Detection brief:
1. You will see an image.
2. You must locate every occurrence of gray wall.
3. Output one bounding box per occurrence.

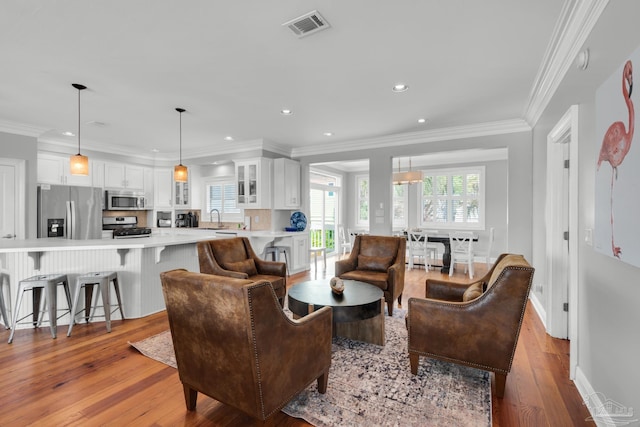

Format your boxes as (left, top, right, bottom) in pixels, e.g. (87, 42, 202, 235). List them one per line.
(531, 0, 640, 414)
(1, 132, 38, 238)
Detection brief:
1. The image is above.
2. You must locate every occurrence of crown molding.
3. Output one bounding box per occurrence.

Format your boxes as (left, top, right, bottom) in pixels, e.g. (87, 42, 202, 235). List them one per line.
(291, 119, 531, 158)
(523, 0, 609, 126)
(0, 120, 49, 138)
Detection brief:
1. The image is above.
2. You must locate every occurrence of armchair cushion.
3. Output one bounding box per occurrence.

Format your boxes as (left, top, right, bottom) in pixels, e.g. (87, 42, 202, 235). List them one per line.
(357, 255, 394, 272)
(462, 282, 483, 302)
(223, 258, 257, 277)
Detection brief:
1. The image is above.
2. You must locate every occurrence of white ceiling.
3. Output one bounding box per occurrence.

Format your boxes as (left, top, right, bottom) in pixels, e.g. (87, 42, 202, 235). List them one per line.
(1, 1, 576, 164)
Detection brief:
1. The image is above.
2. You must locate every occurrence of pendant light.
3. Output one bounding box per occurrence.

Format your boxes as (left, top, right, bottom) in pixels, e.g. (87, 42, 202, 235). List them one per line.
(174, 107, 188, 182)
(392, 158, 423, 185)
(70, 83, 89, 175)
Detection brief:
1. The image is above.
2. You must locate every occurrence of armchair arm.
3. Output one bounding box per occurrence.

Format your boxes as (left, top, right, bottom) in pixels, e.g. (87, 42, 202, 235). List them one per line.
(335, 258, 356, 276)
(197, 241, 250, 279)
(425, 278, 483, 301)
(254, 258, 286, 277)
(387, 261, 405, 298)
(407, 296, 517, 374)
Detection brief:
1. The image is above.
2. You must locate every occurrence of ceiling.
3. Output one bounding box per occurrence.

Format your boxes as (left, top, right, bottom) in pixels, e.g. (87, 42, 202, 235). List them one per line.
(1, 1, 572, 164)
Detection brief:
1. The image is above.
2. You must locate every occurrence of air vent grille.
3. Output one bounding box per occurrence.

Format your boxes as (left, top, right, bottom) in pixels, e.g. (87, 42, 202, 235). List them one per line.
(282, 10, 330, 38)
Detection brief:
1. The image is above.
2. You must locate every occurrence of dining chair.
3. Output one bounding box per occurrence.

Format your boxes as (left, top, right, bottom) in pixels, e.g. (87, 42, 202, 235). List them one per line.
(407, 231, 426, 270)
(338, 225, 352, 257)
(474, 227, 495, 267)
(449, 231, 475, 278)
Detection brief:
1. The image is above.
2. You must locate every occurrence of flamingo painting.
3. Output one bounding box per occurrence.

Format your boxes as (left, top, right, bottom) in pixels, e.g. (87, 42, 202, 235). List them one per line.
(597, 60, 634, 258)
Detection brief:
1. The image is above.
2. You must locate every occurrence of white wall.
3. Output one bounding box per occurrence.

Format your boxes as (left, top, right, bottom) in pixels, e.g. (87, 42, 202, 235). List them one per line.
(531, 0, 640, 416)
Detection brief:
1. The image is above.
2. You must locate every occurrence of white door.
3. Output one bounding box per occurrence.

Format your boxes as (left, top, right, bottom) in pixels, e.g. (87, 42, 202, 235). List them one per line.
(0, 164, 16, 239)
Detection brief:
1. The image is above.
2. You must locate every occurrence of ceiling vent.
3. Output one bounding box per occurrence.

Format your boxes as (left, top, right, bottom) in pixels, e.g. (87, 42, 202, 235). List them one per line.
(282, 10, 330, 38)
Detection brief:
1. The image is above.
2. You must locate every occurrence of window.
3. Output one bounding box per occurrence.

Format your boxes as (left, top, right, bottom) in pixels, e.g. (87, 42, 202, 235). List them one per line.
(420, 166, 484, 229)
(392, 183, 408, 229)
(204, 178, 242, 222)
(355, 175, 369, 227)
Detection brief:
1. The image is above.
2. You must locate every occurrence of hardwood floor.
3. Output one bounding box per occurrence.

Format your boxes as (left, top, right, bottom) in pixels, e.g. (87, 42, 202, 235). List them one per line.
(0, 259, 594, 426)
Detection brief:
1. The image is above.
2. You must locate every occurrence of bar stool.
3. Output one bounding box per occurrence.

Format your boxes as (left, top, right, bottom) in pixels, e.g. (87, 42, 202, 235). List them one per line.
(67, 271, 124, 337)
(309, 246, 327, 272)
(264, 246, 290, 276)
(8, 274, 71, 344)
(0, 269, 11, 329)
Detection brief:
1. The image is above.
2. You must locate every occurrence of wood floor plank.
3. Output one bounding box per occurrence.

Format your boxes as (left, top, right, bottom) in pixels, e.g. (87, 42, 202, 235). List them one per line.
(0, 260, 593, 426)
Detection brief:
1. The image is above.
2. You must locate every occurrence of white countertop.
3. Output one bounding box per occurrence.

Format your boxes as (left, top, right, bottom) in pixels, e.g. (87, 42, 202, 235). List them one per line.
(0, 229, 308, 253)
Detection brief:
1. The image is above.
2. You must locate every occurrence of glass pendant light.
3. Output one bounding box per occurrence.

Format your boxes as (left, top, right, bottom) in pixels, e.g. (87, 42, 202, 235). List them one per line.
(174, 107, 188, 182)
(70, 83, 89, 175)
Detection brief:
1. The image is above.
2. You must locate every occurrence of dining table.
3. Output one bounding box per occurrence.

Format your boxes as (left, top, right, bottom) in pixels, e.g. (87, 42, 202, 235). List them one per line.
(404, 230, 478, 274)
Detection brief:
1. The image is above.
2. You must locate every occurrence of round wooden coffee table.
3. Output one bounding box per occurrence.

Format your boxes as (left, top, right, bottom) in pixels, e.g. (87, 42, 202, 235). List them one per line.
(288, 279, 385, 345)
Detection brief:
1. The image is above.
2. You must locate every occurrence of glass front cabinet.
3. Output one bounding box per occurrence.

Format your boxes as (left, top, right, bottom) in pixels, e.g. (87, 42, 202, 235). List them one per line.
(235, 158, 272, 209)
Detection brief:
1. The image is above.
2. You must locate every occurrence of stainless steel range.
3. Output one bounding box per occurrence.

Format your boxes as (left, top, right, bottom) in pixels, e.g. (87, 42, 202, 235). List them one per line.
(102, 216, 152, 239)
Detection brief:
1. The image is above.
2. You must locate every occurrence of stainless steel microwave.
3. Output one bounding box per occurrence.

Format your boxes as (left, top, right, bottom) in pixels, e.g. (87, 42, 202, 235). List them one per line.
(105, 190, 147, 210)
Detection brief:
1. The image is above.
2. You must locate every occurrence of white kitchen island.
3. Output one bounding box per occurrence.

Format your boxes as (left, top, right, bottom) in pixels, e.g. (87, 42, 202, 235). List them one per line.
(0, 229, 309, 330)
(0, 234, 220, 329)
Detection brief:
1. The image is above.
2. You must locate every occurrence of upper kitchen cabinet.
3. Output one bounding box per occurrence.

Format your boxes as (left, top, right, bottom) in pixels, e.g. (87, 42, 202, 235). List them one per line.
(174, 180, 189, 207)
(143, 167, 154, 209)
(104, 163, 145, 190)
(154, 168, 173, 208)
(235, 158, 272, 209)
(38, 153, 96, 187)
(273, 158, 300, 209)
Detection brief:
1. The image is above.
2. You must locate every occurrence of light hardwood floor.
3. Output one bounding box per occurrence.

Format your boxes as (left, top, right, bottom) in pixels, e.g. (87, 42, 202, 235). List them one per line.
(0, 259, 594, 426)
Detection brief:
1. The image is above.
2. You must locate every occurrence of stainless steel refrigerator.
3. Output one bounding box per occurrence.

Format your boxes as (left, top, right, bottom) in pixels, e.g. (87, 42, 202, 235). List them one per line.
(37, 185, 102, 239)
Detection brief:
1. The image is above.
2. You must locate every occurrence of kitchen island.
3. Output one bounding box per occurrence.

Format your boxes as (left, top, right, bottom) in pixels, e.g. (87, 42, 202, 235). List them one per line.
(0, 230, 309, 330)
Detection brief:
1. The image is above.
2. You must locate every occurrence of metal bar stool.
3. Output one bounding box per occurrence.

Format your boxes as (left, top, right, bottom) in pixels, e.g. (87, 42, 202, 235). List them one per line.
(264, 246, 290, 276)
(8, 274, 71, 343)
(67, 271, 124, 336)
(0, 269, 11, 329)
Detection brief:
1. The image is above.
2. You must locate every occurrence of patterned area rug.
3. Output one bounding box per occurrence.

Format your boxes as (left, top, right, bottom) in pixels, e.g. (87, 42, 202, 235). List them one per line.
(129, 310, 491, 426)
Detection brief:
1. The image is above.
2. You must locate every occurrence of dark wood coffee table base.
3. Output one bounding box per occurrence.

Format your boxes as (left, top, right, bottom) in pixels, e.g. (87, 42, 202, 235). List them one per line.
(288, 280, 385, 345)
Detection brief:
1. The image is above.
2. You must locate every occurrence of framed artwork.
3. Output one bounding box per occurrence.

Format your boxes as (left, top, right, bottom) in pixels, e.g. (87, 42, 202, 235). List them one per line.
(594, 47, 640, 266)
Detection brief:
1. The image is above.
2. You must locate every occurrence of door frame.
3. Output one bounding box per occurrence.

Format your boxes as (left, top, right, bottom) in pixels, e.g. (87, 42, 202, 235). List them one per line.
(0, 158, 26, 240)
(545, 105, 579, 378)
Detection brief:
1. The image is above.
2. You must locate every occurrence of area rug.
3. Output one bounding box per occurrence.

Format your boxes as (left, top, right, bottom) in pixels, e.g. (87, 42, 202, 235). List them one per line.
(129, 310, 491, 426)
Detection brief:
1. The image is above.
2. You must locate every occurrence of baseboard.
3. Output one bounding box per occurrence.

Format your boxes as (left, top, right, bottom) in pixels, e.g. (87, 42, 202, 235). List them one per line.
(574, 366, 639, 426)
(528, 292, 547, 330)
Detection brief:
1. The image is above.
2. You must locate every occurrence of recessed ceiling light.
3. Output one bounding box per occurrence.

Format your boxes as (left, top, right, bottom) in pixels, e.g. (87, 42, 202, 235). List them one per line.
(224, 136, 234, 141)
(417, 118, 426, 124)
(281, 109, 293, 115)
(323, 132, 333, 137)
(151, 148, 160, 153)
(63, 131, 75, 137)
(392, 84, 408, 92)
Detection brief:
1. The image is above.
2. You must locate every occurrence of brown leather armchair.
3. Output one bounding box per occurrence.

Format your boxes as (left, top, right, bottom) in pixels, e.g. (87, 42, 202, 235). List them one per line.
(160, 269, 333, 422)
(197, 237, 287, 306)
(335, 235, 406, 316)
(407, 253, 534, 398)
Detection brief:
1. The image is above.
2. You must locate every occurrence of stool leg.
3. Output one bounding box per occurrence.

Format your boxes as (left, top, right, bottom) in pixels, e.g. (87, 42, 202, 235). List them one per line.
(45, 281, 57, 339)
(99, 279, 111, 333)
(8, 286, 27, 344)
(283, 250, 289, 276)
(112, 277, 125, 320)
(0, 284, 9, 329)
(32, 287, 42, 326)
(84, 284, 95, 322)
(67, 280, 84, 337)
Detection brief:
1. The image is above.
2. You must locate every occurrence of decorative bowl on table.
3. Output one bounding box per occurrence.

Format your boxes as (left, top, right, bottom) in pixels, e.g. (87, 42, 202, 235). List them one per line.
(290, 211, 307, 231)
(329, 277, 345, 295)
(284, 226, 298, 232)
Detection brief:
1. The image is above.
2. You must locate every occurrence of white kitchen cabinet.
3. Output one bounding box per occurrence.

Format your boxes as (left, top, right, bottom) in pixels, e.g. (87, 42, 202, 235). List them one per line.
(273, 158, 300, 209)
(104, 163, 145, 190)
(143, 167, 154, 209)
(235, 158, 272, 209)
(37, 153, 95, 187)
(153, 168, 173, 208)
(291, 233, 310, 273)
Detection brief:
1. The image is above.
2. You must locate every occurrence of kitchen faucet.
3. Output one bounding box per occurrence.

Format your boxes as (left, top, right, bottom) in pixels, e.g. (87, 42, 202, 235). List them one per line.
(209, 208, 222, 227)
